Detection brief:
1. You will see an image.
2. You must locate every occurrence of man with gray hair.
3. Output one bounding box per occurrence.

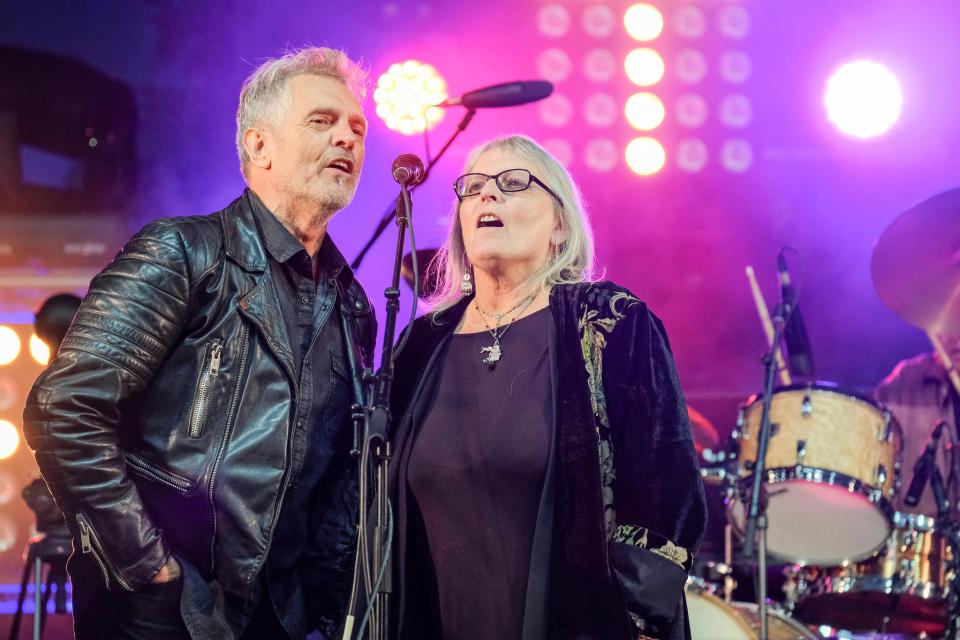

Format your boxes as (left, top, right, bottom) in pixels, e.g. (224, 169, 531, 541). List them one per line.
(24, 46, 375, 639)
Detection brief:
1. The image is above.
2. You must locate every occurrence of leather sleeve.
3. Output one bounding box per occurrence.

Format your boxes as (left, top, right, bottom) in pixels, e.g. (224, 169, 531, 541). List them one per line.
(23, 219, 193, 591)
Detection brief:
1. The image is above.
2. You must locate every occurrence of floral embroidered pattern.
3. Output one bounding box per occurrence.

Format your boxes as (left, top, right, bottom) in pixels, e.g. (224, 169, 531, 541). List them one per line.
(578, 284, 640, 538)
(612, 525, 692, 572)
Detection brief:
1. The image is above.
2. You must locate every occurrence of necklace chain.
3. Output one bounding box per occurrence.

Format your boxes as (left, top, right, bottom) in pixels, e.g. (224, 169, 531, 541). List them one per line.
(474, 291, 538, 368)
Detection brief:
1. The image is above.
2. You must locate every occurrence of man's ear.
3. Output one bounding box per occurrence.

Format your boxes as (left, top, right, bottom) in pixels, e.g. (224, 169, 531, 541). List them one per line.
(243, 127, 271, 170)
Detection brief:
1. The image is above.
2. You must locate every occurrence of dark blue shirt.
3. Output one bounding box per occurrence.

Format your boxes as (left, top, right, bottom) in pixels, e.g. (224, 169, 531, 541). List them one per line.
(249, 192, 354, 638)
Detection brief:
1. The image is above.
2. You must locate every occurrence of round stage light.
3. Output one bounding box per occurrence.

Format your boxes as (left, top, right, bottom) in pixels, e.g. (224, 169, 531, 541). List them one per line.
(719, 50, 752, 84)
(676, 49, 708, 84)
(584, 93, 618, 127)
(583, 4, 616, 38)
(625, 137, 666, 176)
(0, 327, 20, 366)
(677, 138, 709, 173)
(539, 93, 574, 127)
(676, 93, 709, 128)
(374, 60, 447, 136)
(721, 138, 754, 172)
(824, 60, 903, 138)
(625, 48, 665, 87)
(538, 48, 573, 84)
(584, 48, 617, 83)
(718, 4, 751, 39)
(538, 3, 572, 38)
(585, 138, 619, 172)
(0, 420, 19, 459)
(674, 5, 707, 39)
(625, 92, 666, 131)
(624, 4, 664, 41)
(719, 94, 753, 128)
(542, 138, 574, 167)
(30, 334, 51, 366)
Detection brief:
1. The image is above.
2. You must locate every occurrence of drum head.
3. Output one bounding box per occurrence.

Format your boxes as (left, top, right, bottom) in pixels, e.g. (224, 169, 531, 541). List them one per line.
(734, 481, 889, 565)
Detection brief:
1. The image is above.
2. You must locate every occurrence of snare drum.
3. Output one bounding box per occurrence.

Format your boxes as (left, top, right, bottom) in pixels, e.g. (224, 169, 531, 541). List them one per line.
(794, 512, 953, 636)
(729, 385, 902, 566)
(686, 580, 820, 640)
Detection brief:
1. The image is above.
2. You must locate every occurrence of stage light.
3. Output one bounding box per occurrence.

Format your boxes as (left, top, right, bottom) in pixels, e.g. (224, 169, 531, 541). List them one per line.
(0, 378, 14, 411)
(673, 5, 706, 39)
(539, 93, 574, 127)
(676, 93, 709, 128)
(538, 3, 572, 38)
(30, 334, 51, 366)
(0, 420, 19, 459)
(624, 4, 664, 42)
(543, 138, 574, 167)
(721, 138, 753, 172)
(0, 469, 15, 505)
(719, 50, 752, 84)
(584, 93, 618, 127)
(0, 516, 16, 552)
(0, 327, 20, 366)
(585, 138, 619, 172)
(625, 48, 665, 87)
(625, 137, 666, 176)
(677, 138, 709, 173)
(373, 60, 447, 136)
(717, 4, 751, 40)
(824, 60, 903, 139)
(719, 94, 752, 128)
(582, 4, 616, 38)
(538, 48, 573, 83)
(625, 92, 665, 131)
(676, 49, 708, 84)
(584, 48, 617, 83)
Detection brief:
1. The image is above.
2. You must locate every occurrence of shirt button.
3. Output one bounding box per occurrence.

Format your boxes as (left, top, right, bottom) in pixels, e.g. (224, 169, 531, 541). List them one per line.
(300, 296, 309, 304)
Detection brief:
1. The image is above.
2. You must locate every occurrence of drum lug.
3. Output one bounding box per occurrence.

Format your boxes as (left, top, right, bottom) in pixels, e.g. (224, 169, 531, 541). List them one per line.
(801, 394, 813, 417)
(796, 439, 807, 465)
(875, 464, 888, 487)
(878, 410, 893, 442)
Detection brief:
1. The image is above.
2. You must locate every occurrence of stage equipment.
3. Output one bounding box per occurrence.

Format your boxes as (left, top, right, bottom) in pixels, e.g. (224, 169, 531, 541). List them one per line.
(686, 579, 819, 640)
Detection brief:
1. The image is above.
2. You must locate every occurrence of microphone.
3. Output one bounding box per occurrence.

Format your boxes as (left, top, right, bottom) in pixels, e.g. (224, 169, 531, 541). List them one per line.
(437, 81, 554, 109)
(777, 251, 814, 377)
(391, 153, 425, 187)
(904, 420, 946, 507)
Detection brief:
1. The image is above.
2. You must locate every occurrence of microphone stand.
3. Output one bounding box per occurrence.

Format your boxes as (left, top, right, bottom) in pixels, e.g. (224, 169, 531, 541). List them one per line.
(742, 298, 788, 640)
(352, 109, 476, 270)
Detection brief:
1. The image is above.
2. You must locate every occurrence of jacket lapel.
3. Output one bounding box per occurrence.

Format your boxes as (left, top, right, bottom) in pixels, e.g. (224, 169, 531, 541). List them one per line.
(237, 273, 297, 385)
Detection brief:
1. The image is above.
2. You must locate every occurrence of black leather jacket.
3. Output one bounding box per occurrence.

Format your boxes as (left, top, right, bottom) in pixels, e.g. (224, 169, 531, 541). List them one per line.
(23, 191, 375, 632)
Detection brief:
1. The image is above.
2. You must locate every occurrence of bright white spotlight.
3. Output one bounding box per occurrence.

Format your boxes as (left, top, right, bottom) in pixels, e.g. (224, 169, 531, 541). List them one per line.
(0, 420, 19, 459)
(624, 4, 664, 42)
(625, 93, 666, 130)
(824, 60, 903, 138)
(30, 334, 51, 366)
(374, 60, 447, 136)
(625, 137, 666, 176)
(625, 48, 665, 87)
(0, 327, 20, 366)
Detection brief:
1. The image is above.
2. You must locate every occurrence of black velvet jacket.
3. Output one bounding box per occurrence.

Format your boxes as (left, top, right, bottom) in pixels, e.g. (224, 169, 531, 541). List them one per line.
(389, 281, 707, 640)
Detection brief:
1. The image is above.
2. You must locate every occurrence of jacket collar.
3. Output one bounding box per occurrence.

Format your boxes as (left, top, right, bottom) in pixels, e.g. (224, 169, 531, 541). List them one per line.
(222, 189, 269, 273)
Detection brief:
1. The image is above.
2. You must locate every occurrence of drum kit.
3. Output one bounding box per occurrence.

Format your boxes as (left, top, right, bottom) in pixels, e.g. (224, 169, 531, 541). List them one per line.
(691, 188, 960, 639)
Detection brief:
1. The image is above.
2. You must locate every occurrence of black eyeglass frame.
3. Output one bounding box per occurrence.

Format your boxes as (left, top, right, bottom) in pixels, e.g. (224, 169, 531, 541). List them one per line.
(453, 169, 564, 208)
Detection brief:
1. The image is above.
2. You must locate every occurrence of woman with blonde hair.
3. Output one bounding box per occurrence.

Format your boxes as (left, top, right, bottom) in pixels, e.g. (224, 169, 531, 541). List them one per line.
(389, 134, 705, 640)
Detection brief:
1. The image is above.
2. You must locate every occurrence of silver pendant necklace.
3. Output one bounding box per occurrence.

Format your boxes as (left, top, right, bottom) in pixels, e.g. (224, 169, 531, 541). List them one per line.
(474, 292, 537, 369)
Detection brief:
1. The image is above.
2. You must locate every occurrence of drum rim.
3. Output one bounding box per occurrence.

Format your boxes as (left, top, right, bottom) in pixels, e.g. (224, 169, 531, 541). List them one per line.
(727, 466, 894, 564)
(801, 574, 950, 601)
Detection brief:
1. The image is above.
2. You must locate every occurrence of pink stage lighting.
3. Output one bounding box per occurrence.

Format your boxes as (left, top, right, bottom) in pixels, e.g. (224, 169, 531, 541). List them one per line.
(824, 60, 903, 139)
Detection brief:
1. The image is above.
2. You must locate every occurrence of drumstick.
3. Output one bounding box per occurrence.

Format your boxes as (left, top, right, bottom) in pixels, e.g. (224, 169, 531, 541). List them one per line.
(746, 266, 791, 385)
(927, 331, 960, 396)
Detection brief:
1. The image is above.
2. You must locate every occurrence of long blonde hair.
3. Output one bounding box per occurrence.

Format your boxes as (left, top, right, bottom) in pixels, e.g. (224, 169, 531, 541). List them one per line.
(427, 135, 596, 316)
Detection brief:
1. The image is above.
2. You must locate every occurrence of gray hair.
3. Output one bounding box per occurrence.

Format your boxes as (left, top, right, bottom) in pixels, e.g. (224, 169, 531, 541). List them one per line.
(427, 134, 596, 316)
(236, 47, 369, 175)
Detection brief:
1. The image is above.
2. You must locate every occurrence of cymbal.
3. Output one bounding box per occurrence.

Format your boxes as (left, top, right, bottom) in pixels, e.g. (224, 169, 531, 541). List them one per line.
(872, 187, 960, 335)
(400, 248, 441, 301)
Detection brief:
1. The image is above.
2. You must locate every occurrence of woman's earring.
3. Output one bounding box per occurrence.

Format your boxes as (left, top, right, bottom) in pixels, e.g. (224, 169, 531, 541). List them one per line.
(461, 270, 474, 295)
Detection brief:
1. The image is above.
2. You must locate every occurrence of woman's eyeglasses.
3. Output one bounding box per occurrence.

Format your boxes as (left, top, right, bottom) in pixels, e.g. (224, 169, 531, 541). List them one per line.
(454, 169, 564, 208)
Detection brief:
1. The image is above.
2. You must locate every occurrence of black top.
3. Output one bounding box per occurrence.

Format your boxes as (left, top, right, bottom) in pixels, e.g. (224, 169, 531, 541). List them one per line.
(244, 192, 353, 637)
(407, 307, 552, 639)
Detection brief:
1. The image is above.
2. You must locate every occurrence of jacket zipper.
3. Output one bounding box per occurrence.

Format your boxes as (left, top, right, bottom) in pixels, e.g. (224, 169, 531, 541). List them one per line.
(188, 340, 223, 438)
(207, 324, 249, 573)
(75, 513, 134, 591)
(123, 452, 192, 493)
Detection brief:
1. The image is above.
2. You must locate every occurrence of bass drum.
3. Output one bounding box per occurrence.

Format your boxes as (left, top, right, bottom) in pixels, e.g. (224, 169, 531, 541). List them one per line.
(687, 582, 820, 640)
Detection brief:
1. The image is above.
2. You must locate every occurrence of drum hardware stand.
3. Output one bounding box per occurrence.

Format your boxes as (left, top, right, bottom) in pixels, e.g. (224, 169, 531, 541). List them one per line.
(742, 297, 788, 640)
